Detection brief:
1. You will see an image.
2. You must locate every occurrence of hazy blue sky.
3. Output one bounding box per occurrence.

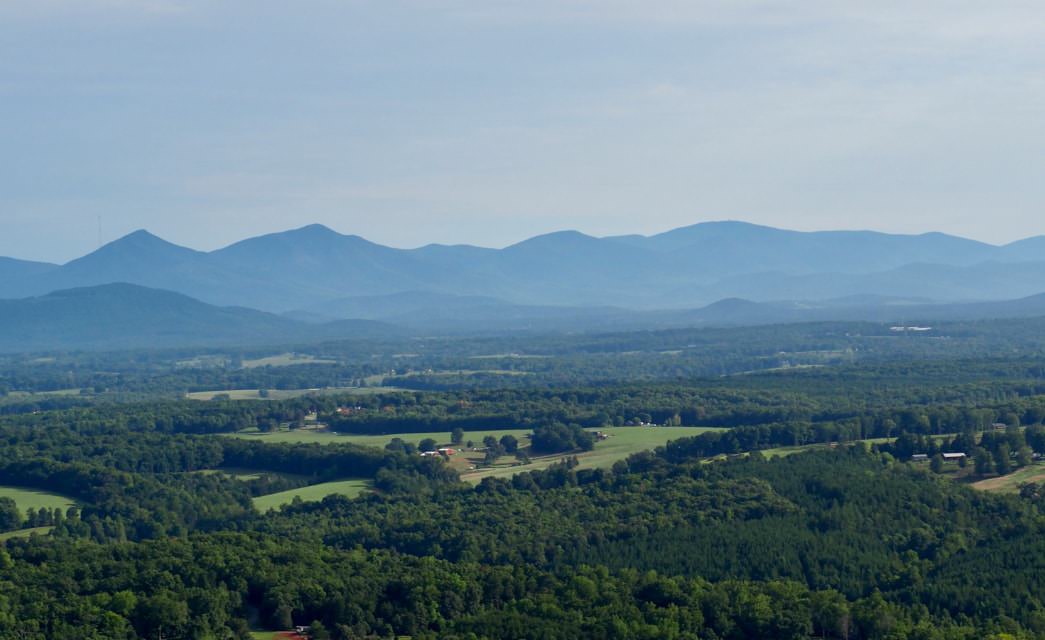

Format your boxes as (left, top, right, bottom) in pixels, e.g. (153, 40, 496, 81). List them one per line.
(3, 1, 1045, 262)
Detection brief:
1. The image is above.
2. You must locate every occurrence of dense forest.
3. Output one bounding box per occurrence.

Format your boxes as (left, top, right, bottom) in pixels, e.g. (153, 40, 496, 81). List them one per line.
(4, 320, 1045, 638)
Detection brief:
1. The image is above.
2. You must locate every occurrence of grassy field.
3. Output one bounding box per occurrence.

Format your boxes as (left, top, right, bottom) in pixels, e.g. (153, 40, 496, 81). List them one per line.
(253, 479, 370, 512)
(970, 462, 1045, 493)
(762, 434, 955, 459)
(186, 386, 399, 401)
(229, 425, 722, 484)
(0, 526, 55, 542)
(194, 467, 311, 483)
(0, 486, 77, 512)
(458, 426, 723, 483)
(241, 353, 338, 368)
(229, 426, 536, 448)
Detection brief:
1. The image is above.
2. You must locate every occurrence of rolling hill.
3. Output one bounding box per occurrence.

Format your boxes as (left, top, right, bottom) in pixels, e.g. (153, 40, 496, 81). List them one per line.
(0, 283, 399, 353)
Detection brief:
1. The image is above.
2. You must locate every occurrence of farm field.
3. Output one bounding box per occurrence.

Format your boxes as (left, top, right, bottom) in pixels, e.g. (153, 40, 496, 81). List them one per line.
(0, 526, 55, 542)
(241, 353, 338, 368)
(229, 425, 724, 484)
(459, 426, 724, 483)
(229, 426, 536, 448)
(253, 479, 370, 512)
(2, 388, 87, 404)
(186, 386, 399, 401)
(762, 434, 954, 459)
(0, 486, 77, 512)
(970, 462, 1045, 493)
(194, 467, 310, 483)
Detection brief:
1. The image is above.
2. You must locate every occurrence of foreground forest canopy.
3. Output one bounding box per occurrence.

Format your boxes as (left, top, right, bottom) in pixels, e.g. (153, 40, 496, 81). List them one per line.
(3, 319, 1045, 638)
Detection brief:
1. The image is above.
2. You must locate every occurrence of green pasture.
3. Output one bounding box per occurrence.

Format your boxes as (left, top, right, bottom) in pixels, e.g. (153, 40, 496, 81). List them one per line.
(229, 426, 535, 448)
(971, 462, 1045, 493)
(241, 353, 338, 368)
(460, 426, 724, 483)
(186, 386, 399, 401)
(0, 526, 55, 542)
(0, 486, 77, 512)
(253, 479, 370, 512)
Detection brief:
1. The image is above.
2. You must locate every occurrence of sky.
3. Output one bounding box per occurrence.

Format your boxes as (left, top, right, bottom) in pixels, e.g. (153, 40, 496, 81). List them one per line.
(2, 1, 1045, 263)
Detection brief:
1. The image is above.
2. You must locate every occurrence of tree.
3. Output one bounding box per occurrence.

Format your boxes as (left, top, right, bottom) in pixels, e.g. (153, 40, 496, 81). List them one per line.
(418, 438, 438, 452)
(1017, 446, 1034, 468)
(385, 438, 416, 455)
(499, 434, 519, 454)
(0, 497, 21, 532)
(994, 444, 1012, 476)
(530, 423, 595, 454)
(451, 428, 465, 445)
(309, 620, 331, 640)
(973, 447, 994, 476)
(930, 454, 944, 474)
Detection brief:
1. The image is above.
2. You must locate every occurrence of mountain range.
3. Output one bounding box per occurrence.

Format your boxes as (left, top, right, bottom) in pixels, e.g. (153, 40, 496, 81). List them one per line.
(2, 221, 1045, 351)
(4, 221, 1045, 314)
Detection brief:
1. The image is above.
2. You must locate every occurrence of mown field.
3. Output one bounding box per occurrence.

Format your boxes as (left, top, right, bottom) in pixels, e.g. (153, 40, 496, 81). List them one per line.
(252, 479, 371, 512)
(0, 526, 55, 542)
(241, 353, 338, 368)
(458, 426, 724, 483)
(0, 486, 77, 512)
(228, 425, 724, 488)
(186, 386, 397, 401)
(971, 462, 1045, 493)
(229, 426, 535, 448)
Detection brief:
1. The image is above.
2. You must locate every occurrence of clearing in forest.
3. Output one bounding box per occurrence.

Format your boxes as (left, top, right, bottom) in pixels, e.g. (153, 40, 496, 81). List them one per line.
(0, 486, 77, 512)
(252, 479, 370, 512)
(970, 462, 1045, 493)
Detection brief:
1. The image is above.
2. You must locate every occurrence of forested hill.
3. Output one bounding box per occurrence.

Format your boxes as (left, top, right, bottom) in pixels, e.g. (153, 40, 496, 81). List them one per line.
(0, 284, 400, 352)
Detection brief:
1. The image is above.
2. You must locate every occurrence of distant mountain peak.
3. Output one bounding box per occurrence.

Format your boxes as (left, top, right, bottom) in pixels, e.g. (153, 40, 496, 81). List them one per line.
(289, 223, 340, 237)
(505, 229, 601, 250)
(63, 229, 199, 269)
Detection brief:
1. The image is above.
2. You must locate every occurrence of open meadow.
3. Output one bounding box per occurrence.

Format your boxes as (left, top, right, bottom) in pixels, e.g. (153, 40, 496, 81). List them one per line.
(456, 426, 723, 483)
(971, 462, 1045, 493)
(0, 486, 77, 512)
(229, 426, 534, 448)
(252, 479, 370, 512)
(227, 425, 724, 490)
(186, 386, 398, 401)
(0, 526, 55, 542)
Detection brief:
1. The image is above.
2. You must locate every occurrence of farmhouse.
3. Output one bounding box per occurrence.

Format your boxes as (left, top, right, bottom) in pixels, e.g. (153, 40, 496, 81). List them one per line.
(942, 452, 966, 461)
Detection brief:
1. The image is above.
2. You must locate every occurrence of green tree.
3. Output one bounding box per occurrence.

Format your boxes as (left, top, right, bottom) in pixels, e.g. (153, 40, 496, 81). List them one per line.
(309, 620, 331, 640)
(973, 447, 994, 476)
(995, 443, 1012, 476)
(499, 434, 519, 453)
(451, 428, 465, 445)
(1016, 446, 1033, 468)
(0, 497, 21, 532)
